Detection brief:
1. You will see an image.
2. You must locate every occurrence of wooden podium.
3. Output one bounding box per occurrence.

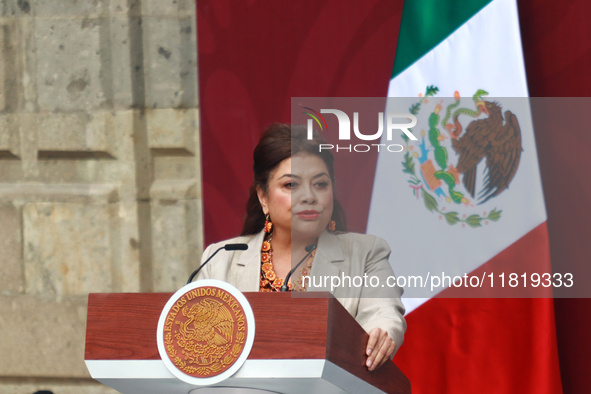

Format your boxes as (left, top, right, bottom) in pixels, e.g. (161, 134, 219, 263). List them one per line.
(85, 292, 410, 393)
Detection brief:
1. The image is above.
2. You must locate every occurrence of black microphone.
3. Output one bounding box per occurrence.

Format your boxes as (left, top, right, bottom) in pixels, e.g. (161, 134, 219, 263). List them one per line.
(280, 244, 317, 292)
(186, 243, 248, 284)
(224, 243, 248, 251)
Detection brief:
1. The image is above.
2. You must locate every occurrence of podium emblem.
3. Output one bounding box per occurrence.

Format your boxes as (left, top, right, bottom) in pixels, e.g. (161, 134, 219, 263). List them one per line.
(157, 280, 255, 385)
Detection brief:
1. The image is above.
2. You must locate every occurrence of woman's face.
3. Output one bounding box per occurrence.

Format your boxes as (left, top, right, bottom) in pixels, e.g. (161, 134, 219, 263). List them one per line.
(257, 153, 334, 241)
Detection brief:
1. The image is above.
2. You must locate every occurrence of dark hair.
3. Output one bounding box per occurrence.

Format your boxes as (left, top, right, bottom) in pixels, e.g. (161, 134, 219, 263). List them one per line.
(241, 123, 347, 235)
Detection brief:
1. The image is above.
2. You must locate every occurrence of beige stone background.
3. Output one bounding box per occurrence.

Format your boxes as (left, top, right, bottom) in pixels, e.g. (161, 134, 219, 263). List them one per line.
(0, 0, 201, 392)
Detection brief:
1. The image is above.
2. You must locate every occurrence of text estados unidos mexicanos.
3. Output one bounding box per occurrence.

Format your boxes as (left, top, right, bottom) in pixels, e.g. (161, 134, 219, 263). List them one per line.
(302, 272, 574, 292)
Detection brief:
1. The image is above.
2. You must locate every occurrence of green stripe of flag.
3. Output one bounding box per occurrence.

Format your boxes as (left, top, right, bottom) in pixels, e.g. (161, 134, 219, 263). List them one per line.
(392, 0, 492, 79)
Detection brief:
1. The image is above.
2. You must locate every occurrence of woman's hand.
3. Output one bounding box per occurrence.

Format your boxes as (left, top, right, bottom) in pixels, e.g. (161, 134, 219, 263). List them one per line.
(366, 328, 396, 371)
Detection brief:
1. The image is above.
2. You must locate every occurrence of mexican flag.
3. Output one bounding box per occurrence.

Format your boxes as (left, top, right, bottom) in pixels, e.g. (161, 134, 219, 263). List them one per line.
(366, 0, 563, 392)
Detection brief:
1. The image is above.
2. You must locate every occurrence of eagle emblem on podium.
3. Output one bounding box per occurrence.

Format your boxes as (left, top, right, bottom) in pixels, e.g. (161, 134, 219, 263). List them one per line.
(178, 298, 236, 357)
(160, 285, 249, 380)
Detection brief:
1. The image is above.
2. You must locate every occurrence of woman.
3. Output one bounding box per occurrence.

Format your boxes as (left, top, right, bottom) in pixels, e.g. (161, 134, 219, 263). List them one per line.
(198, 123, 406, 371)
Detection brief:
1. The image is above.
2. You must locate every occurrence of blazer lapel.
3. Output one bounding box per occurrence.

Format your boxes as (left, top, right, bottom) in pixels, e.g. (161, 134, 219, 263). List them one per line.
(308, 231, 345, 292)
(233, 230, 265, 292)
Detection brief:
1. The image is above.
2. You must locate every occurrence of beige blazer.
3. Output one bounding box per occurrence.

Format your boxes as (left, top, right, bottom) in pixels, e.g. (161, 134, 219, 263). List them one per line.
(197, 230, 406, 353)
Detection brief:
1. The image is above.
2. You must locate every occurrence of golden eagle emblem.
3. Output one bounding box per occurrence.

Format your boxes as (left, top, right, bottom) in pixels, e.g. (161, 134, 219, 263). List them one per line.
(179, 298, 234, 349)
(162, 287, 247, 378)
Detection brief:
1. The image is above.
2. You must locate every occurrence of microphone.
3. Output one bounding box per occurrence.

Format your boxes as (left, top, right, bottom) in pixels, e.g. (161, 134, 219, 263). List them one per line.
(223, 243, 248, 251)
(186, 243, 248, 284)
(280, 244, 317, 292)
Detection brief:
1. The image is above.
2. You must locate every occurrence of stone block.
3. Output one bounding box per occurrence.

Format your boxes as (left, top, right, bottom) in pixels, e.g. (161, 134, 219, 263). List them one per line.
(36, 112, 114, 155)
(34, 17, 106, 111)
(0, 0, 33, 17)
(19, 16, 39, 112)
(0, 113, 23, 183)
(153, 155, 197, 181)
(0, 183, 119, 204)
(29, 0, 109, 17)
(142, 15, 198, 108)
(150, 179, 202, 291)
(146, 108, 199, 153)
(0, 204, 23, 294)
(178, 15, 198, 108)
(0, 113, 35, 183)
(0, 18, 23, 113)
(0, 22, 6, 112)
(146, 108, 200, 181)
(89, 111, 137, 196)
(0, 113, 21, 158)
(23, 202, 114, 295)
(0, 160, 24, 182)
(109, 0, 136, 15)
(151, 198, 199, 291)
(18, 197, 140, 295)
(110, 200, 141, 293)
(32, 111, 138, 188)
(142, 0, 196, 16)
(0, 295, 90, 377)
(107, 16, 134, 108)
(150, 179, 198, 200)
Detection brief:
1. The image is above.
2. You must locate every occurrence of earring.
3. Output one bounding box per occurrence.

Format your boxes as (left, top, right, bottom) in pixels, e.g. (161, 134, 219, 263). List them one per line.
(328, 220, 336, 232)
(264, 214, 273, 233)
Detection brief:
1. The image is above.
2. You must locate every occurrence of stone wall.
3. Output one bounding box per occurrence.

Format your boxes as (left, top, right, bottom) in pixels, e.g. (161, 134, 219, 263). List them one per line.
(0, 1, 201, 392)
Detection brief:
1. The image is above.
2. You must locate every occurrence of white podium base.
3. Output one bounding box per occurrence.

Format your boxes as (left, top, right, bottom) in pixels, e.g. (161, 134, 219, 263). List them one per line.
(85, 359, 385, 394)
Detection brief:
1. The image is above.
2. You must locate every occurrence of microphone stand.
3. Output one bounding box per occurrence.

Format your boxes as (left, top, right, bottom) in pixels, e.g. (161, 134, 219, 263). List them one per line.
(280, 244, 317, 292)
(186, 243, 248, 284)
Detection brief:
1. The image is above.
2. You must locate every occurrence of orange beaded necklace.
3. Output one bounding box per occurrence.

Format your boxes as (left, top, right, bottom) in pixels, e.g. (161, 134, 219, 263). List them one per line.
(259, 232, 315, 292)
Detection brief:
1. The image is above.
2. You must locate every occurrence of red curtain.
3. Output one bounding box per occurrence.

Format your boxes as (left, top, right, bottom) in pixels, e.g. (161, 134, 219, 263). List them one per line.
(198, 1, 591, 392)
